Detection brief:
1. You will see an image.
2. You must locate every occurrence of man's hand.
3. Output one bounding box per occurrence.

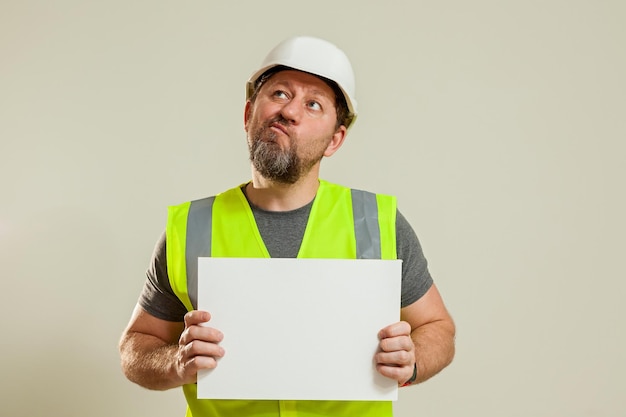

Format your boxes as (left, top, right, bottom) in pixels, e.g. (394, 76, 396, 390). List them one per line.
(174, 310, 225, 385)
(375, 321, 416, 385)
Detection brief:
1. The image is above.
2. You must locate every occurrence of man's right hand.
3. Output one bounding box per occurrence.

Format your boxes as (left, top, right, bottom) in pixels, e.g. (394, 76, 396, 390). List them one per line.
(175, 310, 225, 385)
(120, 305, 226, 390)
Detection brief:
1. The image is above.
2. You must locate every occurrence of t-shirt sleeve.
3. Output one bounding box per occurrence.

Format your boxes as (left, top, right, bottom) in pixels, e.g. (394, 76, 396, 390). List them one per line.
(396, 209, 434, 308)
(138, 231, 188, 322)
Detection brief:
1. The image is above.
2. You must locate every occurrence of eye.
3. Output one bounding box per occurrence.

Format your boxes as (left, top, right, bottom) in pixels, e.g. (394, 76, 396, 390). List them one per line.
(272, 90, 289, 100)
(306, 100, 322, 111)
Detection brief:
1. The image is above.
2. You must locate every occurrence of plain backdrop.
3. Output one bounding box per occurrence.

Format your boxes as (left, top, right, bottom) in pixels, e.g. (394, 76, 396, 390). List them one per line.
(1, 1, 624, 416)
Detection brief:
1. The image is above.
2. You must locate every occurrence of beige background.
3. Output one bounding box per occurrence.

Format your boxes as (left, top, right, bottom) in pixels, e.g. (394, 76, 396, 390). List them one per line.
(1, 1, 624, 416)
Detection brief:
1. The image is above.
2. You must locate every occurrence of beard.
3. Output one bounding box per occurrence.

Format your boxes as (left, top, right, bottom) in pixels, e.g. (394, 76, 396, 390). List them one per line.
(247, 116, 321, 184)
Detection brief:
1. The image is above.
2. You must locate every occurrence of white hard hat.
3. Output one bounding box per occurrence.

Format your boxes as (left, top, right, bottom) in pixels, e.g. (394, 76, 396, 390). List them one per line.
(246, 36, 357, 128)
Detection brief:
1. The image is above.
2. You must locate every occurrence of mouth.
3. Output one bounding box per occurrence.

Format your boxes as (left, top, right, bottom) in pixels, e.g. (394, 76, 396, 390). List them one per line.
(269, 121, 289, 136)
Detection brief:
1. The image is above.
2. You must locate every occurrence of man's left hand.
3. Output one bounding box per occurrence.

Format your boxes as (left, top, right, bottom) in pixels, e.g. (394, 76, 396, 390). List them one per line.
(375, 321, 416, 385)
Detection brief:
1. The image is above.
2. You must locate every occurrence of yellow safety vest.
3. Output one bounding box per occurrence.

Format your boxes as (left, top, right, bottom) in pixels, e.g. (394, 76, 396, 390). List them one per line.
(166, 180, 397, 417)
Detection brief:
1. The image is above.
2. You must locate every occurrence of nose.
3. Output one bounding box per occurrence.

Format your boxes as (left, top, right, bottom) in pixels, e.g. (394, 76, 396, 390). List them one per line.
(279, 99, 302, 125)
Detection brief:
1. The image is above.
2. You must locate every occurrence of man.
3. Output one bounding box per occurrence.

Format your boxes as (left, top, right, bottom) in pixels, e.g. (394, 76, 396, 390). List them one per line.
(119, 36, 455, 416)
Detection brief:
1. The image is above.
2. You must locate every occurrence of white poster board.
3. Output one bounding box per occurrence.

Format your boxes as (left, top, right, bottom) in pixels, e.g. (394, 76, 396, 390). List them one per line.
(197, 257, 402, 401)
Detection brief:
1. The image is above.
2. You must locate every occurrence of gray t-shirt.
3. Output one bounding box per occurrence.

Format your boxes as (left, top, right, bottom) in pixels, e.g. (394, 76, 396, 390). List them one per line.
(139, 198, 433, 322)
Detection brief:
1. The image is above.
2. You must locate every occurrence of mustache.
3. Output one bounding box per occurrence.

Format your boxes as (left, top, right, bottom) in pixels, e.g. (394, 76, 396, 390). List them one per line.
(256, 115, 292, 141)
(267, 115, 290, 129)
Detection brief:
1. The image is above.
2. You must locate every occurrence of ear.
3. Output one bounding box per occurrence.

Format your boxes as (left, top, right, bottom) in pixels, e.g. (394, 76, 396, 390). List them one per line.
(243, 101, 252, 132)
(323, 125, 347, 157)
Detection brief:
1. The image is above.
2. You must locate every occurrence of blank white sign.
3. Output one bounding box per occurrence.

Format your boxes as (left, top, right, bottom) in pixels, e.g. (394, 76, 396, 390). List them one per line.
(197, 257, 402, 401)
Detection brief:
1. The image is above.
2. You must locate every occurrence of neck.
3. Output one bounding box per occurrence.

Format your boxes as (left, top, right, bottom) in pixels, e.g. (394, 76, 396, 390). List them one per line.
(246, 169, 321, 211)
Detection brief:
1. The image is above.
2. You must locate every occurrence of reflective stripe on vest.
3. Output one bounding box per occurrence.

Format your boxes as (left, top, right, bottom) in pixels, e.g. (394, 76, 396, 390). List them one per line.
(185, 196, 215, 311)
(166, 180, 397, 417)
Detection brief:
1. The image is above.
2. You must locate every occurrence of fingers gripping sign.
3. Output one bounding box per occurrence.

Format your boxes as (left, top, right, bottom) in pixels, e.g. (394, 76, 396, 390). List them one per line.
(176, 310, 225, 385)
(376, 321, 416, 386)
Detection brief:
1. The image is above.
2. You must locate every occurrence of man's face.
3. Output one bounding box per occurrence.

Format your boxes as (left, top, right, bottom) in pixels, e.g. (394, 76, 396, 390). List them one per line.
(244, 70, 345, 184)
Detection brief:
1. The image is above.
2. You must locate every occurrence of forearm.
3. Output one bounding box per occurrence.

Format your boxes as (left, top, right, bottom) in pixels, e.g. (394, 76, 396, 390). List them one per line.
(119, 331, 182, 391)
(410, 319, 455, 384)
